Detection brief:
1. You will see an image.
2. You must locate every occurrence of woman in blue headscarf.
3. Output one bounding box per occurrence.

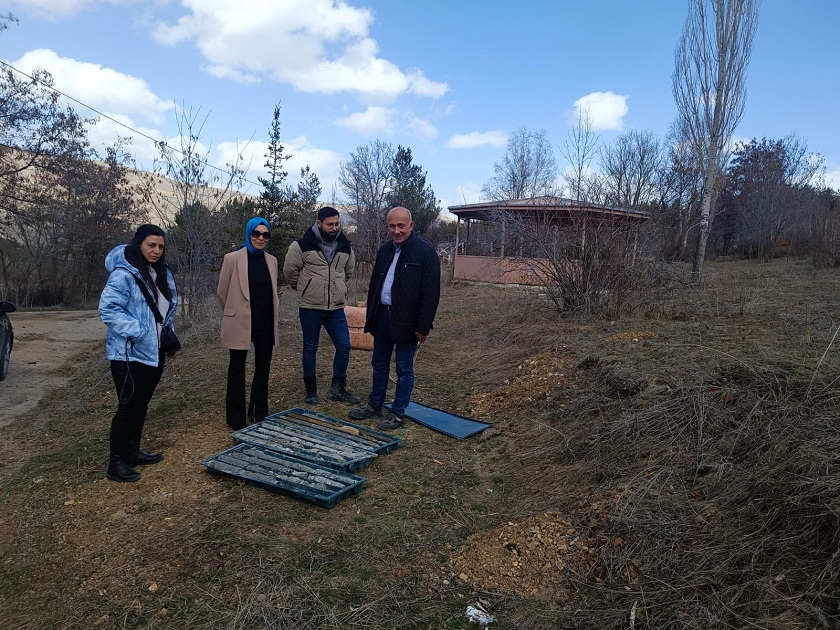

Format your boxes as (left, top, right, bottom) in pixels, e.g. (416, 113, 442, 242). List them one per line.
(216, 217, 280, 429)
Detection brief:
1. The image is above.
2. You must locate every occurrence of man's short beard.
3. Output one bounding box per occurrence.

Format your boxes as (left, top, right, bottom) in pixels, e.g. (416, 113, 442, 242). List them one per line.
(319, 226, 337, 242)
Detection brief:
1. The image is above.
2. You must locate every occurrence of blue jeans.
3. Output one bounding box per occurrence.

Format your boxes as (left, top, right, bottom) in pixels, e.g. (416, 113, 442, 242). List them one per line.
(369, 308, 418, 416)
(298, 308, 351, 378)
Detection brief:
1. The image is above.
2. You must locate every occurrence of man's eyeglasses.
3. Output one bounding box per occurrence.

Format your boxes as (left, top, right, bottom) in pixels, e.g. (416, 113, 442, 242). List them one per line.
(250, 230, 270, 240)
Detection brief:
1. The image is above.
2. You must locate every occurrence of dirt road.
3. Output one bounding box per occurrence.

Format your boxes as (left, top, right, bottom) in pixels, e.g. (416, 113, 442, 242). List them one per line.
(0, 310, 104, 428)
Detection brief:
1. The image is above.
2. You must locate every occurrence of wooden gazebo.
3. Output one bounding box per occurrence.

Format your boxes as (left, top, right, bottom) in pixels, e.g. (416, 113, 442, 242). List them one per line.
(447, 197, 650, 285)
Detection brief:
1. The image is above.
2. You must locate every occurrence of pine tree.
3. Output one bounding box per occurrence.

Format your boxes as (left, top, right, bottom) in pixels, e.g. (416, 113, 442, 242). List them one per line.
(258, 103, 297, 258)
(387, 145, 439, 234)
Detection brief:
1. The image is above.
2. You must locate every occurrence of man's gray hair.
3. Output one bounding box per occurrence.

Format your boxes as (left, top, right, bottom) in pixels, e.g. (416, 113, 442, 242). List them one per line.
(388, 206, 413, 221)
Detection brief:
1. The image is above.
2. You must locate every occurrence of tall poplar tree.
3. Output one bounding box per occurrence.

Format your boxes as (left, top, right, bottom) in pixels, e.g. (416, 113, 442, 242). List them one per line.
(672, 0, 760, 280)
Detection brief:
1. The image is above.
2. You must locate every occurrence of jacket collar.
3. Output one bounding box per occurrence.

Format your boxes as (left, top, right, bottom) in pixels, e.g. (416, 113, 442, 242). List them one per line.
(300, 226, 352, 254)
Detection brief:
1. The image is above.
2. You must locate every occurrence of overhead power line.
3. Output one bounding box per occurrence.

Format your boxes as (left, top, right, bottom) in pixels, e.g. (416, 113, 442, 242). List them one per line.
(0, 58, 263, 188)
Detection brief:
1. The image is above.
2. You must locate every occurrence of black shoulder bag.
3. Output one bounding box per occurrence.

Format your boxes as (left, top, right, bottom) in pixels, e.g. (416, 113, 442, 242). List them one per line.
(133, 276, 181, 353)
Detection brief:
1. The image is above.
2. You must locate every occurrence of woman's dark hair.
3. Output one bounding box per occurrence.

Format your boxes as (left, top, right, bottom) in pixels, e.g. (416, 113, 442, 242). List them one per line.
(124, 224, 173, 301)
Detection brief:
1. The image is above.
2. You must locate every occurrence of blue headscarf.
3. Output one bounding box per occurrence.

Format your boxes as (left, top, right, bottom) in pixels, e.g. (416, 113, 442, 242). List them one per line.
(243, 217, 271, 254)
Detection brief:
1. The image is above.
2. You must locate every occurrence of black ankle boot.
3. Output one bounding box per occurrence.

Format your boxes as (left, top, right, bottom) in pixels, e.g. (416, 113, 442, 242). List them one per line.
(304, 376, 319, 405)
(328, 376, 360, 403)
(126, 449, 163, 466)
(106, 454, 140, 482)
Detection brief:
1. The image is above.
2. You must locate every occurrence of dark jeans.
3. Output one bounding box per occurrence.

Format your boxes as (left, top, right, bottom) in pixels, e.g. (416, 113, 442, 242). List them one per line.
(369, 308, 418, 416)
(109, 352, 165, 456)
(298, 308, 351, 378)
(226, 334, 274, 424)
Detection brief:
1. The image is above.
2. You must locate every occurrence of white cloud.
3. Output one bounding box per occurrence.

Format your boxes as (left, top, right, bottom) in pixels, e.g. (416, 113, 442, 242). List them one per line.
(824, 165, 840, 191)
(334, 106, 436, 140)
(11, 49, 173, 124)
(335, 106, 394, 136)
(8, 0, 139, 20)
(568, 91, 628, 131)
(406, 115, 437, 141)
(87, 115, 162, 163)
(153, 0, 448, 101)
(446, 131, 507, 149)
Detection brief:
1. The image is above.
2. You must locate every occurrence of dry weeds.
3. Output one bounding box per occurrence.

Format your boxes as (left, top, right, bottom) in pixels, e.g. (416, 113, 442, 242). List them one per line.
(1, 258, 840, 629)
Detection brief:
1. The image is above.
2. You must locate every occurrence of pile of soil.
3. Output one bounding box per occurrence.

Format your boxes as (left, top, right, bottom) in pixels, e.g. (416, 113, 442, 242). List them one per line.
(452, 511, 598, 599)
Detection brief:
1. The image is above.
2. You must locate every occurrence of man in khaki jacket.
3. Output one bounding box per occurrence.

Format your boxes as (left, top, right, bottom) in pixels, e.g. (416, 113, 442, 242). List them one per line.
(283, 206, 358, 405)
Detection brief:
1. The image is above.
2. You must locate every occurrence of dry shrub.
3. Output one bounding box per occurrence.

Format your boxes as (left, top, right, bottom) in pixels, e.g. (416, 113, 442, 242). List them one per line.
(579, 364, 840, 629)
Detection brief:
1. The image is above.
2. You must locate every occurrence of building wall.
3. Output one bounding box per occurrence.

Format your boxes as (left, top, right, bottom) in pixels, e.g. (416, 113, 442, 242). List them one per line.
(454, 255, 545, 286)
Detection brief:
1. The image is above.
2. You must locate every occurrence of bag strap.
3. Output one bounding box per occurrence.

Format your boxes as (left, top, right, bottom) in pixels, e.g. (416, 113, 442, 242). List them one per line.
(133, 275, 164, 324)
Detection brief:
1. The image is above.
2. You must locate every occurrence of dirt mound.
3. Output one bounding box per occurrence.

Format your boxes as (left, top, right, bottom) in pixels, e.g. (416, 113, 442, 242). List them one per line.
(452, 511, 597, 599)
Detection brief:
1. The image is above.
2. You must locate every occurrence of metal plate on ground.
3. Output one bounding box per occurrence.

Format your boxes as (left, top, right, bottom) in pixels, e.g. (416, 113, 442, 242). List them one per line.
(393, 401, 493, 439)
(201, 444, 365, 508)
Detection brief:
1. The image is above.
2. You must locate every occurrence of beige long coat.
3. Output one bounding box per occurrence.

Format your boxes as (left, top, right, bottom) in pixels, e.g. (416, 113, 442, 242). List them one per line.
(216, 247, 280, 350)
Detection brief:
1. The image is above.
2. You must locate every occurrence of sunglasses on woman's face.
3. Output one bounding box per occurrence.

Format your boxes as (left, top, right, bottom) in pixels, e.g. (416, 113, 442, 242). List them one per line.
(250, 230, 270, 240)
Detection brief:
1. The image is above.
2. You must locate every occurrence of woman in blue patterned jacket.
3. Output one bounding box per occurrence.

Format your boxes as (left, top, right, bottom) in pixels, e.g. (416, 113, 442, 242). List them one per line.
(98, 224, 178, 482)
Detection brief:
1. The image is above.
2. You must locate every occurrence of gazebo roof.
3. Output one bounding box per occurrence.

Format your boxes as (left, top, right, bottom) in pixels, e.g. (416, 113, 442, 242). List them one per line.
(447, 196, 650, 223)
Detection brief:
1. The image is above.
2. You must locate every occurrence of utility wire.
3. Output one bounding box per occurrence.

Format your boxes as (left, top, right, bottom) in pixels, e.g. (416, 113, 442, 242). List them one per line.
(0, 58, 264, 188)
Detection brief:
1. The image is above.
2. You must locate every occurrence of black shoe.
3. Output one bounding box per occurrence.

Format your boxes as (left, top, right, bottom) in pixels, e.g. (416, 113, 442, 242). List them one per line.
(348, 402, 382, 420)
(328, 376, 360, 404)
(226, 420, 245, 431)
(378, 412, 406, 431)
(106, 456, 140, 483)
(126, 450, 163, 466)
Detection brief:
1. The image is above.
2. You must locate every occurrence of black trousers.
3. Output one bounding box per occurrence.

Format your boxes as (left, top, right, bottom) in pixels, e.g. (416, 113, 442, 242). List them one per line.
(109, 352, 165, 457)
(226, 334, 274, 424)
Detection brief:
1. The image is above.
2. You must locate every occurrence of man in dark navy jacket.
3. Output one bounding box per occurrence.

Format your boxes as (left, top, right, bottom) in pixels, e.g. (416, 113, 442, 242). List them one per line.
(349, 206, 441, 430)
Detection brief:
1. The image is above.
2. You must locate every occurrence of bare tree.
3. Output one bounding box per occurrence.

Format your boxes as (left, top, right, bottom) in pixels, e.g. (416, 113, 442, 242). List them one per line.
(0, 63, 138, 306)
(560, 112, 599, 203)
(338, 139, 394, 262)
(672, 0, 760, 280)
(139, 105, 246, 317)
(482, 127, 558, 201)
(810, 187, 840, 267)
(653, 120, 706, 260)
(492, 206, 653, 317)
(599, 130, 664, 210)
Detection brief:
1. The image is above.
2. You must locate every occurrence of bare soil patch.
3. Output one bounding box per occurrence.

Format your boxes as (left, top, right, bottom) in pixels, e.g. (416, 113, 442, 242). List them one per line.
(0, 310, 104, 428)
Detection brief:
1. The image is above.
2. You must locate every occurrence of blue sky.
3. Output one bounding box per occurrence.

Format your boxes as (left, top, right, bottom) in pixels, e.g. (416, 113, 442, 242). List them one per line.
(2, 0, 839, 215)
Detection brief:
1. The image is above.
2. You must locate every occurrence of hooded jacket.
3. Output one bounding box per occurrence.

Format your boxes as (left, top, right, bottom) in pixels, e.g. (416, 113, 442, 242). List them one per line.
(99, 245, 178, 367)
(283, 226, 355, 311)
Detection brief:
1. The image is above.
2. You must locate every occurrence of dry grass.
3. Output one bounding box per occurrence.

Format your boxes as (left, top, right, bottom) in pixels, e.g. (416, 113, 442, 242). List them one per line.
(1, 258, 840, 629)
